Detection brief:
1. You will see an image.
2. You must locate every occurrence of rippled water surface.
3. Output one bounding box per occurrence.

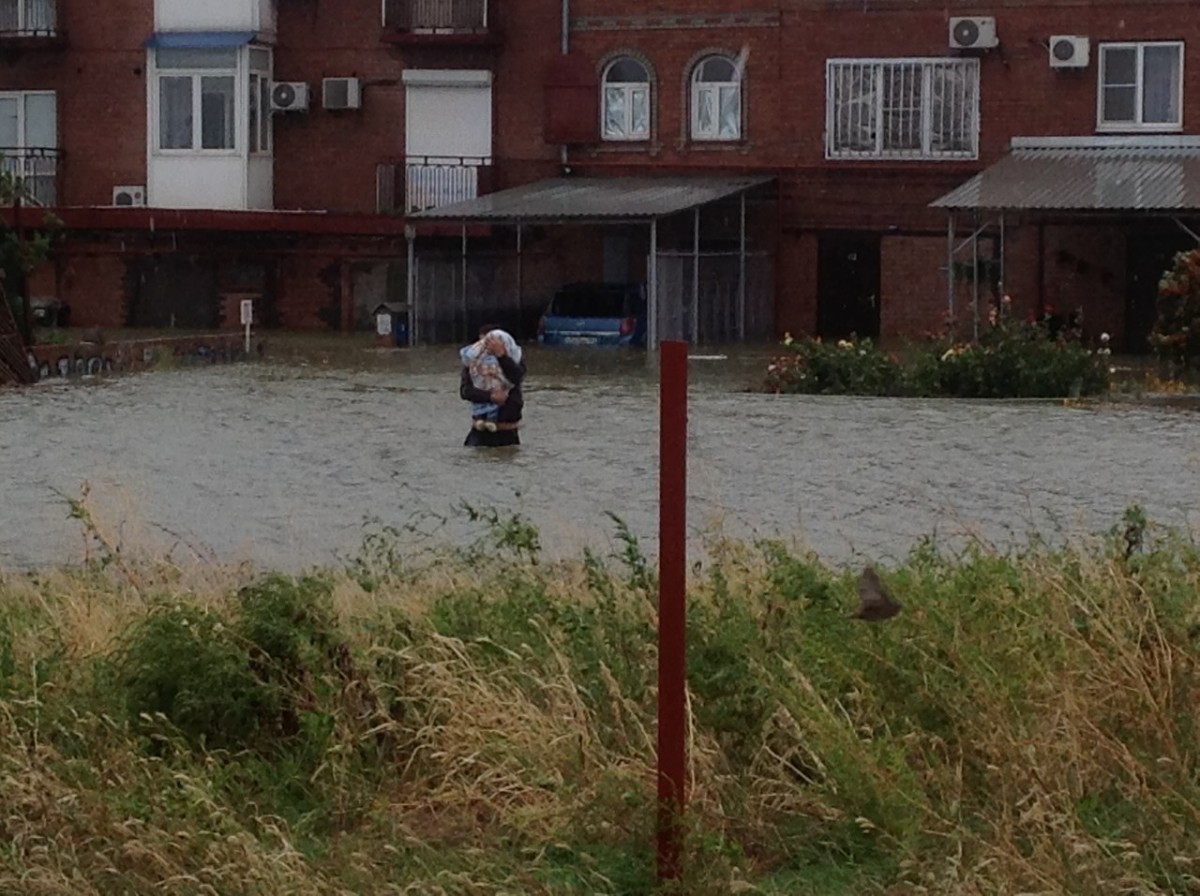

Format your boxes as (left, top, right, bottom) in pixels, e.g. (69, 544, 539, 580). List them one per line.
(3, 339, 1199, 570)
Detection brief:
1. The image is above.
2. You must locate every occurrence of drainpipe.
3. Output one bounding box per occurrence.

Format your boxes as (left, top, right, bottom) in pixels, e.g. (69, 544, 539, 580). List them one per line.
(560, 0, 569, 169)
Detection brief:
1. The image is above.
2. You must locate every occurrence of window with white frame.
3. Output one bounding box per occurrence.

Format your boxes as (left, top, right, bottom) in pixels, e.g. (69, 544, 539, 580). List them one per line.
(0, 90, 56, 149)
(156, 47, 238, 151)
(248, 47, 272, 154)
(602, 57, 650, 141)
(826, 58, 979, 160)
(691, 55, 742, 141)
(1098, 42, 1183, 131)
(0, 90, 56, 204)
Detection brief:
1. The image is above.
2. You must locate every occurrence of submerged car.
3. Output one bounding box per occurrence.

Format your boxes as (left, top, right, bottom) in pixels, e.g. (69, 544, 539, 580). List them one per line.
(537, 282, 647, 347)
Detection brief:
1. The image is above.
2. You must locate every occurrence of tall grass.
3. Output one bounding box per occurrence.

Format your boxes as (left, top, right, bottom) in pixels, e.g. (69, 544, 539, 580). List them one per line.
(1, 508, 1199, 894)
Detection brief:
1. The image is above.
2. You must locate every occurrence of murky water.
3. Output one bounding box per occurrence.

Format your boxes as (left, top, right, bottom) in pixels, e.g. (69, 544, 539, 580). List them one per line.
(2, 339, 1199, 571)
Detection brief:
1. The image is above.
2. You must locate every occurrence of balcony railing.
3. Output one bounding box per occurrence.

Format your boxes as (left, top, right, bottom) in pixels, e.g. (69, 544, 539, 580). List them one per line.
(1, 147, 59, 206)
(383, 0, 488, 33)
(0, 0, 59, 37)
(378, 157, 492, 214)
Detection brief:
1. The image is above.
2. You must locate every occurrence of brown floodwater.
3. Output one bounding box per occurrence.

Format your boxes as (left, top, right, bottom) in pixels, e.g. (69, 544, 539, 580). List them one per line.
(2, 336, 1199, 571)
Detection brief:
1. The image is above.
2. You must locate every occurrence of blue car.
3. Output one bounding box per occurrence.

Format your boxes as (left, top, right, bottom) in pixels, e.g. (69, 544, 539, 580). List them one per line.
(537, 283, 647, 347)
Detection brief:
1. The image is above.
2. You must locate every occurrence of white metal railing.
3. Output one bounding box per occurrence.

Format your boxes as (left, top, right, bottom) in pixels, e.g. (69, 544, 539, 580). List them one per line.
(1, 147, 59, 205)
(0, 0, 57, 35)
(826, 58, 978, 160)
(383, 0, 488, 31)
(404, 157, 486, 213)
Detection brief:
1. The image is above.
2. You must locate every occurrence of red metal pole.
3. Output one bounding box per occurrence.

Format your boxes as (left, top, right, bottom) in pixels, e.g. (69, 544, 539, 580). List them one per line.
(657, 339, 688, 882)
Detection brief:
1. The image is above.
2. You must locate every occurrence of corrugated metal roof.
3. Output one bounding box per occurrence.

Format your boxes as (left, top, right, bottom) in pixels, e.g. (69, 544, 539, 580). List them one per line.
(931, 138, 1200, 211)
(409, 175, 773, 222)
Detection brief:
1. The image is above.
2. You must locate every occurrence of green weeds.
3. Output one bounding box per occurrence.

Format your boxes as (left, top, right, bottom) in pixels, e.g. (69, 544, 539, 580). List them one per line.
(2, 508, 1200, 893)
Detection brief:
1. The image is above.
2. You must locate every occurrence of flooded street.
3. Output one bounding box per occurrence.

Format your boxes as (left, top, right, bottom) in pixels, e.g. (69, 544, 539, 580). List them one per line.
(2, 338, 1199, 571)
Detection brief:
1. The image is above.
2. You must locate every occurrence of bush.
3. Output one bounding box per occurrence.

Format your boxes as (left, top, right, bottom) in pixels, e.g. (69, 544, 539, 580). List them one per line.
(1150, 247, 1200, 373)
(116, 575, 349, 753)
(764, 337, 904, 395)
(767, 317, 1109, 398)
(117, 605, 277, 751)
(915, 321, 1110, 398)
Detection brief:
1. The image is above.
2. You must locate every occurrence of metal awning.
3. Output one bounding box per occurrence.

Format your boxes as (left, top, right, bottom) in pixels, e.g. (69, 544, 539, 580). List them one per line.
(408, 175, 773, 223)
(932, 136, 1200, 212)
(144, 31, 258, 49)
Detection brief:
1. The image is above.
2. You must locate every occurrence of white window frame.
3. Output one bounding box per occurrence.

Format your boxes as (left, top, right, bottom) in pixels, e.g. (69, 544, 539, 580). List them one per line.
(0, 89, 57, 205)
(601, 58, 651, 142)
(825, 57, 979, 161)
(153, 49, 239, 155)
(1097, 41, 1184, 133)
(691, 56, 742, 142)
(248, 47, 273, 156)
(0, 89, 56, 149)
(149, 46, 273, 157)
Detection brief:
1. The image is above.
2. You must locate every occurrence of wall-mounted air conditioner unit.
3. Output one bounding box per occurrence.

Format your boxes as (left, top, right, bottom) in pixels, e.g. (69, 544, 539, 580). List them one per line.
(112, 185, 145, 207)
(323, 78, 362, 111)
(271, 82, 310, 113)
(1049, 35, 1090, 68)
(949, 16, 999, 50)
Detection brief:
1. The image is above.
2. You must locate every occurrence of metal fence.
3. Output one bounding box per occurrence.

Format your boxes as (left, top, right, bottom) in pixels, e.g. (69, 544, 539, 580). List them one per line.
(404, 158, 487, 213)
(383, 0, 487, 31)
(654, 252, 775, 344)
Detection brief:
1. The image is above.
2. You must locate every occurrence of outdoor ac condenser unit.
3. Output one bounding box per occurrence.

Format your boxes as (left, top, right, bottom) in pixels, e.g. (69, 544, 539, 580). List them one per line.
(1049, 35, 1090, 68)
(322, 78, 362, 111)
(949, 16, 999, 50)
(112, 185, 145, 207)
(271, 82, 310, 113)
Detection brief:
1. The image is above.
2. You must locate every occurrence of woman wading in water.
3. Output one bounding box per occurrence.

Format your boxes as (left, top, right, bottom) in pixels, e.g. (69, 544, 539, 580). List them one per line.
(459, 327, 525, 447)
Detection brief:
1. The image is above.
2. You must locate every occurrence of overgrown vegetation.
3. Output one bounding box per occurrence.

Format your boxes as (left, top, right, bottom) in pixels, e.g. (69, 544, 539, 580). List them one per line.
(0, 169, 61, 343)
(766, 310, 1111, 398)
(3, 506, 1200, 894)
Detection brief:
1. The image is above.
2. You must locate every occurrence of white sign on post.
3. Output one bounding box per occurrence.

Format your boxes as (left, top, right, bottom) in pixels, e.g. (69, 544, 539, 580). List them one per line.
(240, 299, 253, 354)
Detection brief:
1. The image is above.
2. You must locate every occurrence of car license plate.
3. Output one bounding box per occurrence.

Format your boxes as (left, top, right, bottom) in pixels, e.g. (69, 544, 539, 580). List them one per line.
(562, 335, 597, 345)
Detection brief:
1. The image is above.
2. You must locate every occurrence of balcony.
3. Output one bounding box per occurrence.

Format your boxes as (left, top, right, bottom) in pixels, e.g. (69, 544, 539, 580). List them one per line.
(0, 0, 63, 44)
(377, 157, 493, 214)
(1, 148, 60, 206)
(383, 0, 498, 46)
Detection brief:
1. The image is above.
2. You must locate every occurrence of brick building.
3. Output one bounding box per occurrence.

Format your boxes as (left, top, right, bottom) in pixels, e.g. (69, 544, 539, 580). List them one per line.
(1, 0, 1197, 348)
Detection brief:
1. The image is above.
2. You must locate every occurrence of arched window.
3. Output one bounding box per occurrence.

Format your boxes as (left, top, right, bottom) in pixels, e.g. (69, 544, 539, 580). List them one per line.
(602, 57, 651, 141)
(691, 55, 741, 141)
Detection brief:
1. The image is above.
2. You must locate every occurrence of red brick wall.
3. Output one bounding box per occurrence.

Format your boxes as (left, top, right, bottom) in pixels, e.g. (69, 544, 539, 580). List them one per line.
(0, 0, 151, 207)
(274, 5, 408, 214)
(776, 231, 817, 337)
(56, 254, 129, 328)
(274, 253, 342, 330)
(880, 236, 946, 340)
(2, 0, 1196, 340)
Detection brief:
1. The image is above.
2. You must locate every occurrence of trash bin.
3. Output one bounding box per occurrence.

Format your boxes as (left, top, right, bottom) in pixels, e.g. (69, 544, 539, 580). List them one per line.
(373, 303, 410, 347)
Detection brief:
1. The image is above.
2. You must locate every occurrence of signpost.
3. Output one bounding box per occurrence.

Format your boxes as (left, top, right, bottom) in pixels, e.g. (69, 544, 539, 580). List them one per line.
(240, 299, 254, 355)
(657, 340, 688, 881)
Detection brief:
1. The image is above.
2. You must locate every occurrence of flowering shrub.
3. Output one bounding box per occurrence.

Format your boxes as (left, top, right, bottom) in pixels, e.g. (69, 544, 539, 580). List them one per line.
(1150, 248, 1200, 372)
(767, 312, 1109, 399)
(909, 322, 1109, 398)
(764, 336, 905, 395)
